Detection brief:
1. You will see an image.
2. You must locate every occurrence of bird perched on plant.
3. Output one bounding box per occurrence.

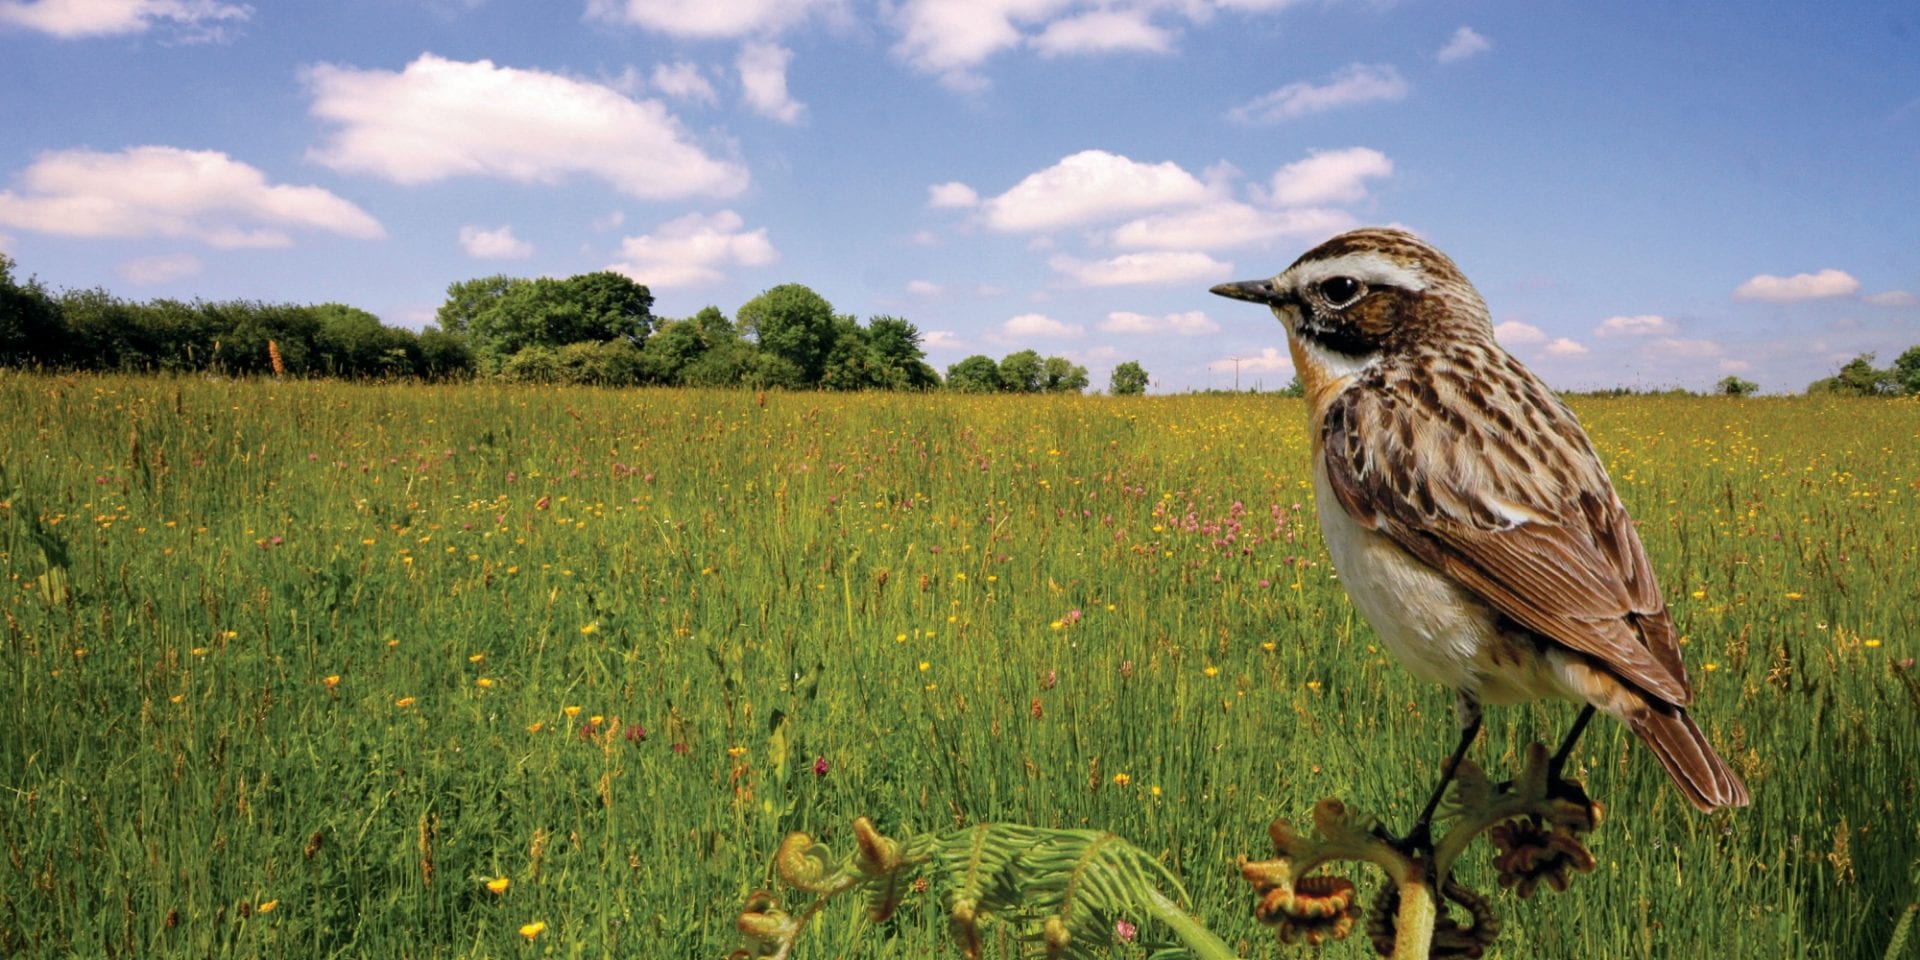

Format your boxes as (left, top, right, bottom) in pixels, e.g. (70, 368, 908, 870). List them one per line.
(1211, 228, 1747, 847)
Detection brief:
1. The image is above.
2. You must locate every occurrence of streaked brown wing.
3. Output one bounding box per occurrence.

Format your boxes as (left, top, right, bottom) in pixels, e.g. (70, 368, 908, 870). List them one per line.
(1321, 374, 1692, 707)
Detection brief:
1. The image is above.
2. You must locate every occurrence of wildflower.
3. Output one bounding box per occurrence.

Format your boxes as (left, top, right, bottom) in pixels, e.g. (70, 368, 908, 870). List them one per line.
(1041, 669, 1057, 690)
(1784, 592, 1803, 601)
(1150, 785, 1161, 797)
(580, 622, 599, 636)
(564, 705, 582, 718)
(918, 661, 931, 672)
(1030, 698, 1043, 719)
(468, 653, 486, 664)
(1261, 641, 1277, 653)
(257, 899, 279, 914)
(1864, 639, 1882, 648)
(475, 677, 495, 689)
(1112, 772, 1131, 787)
(1203, 665, 1219, 678)
(589, 714, 604, 726)
(813, 756, 830, 777)
(526, 721, 545, 733)
(518, 920, 546, 940)
(394, 696, 416, 708)
(625, 723, 646, 743)
(169, 693, 185, 704)
(486, 877, 510, 895)
(727, 745, 748, 758)
(1704, 663, 1719, 672)
(1115, 919, 1138, 943)
(324, 674, 341, 689)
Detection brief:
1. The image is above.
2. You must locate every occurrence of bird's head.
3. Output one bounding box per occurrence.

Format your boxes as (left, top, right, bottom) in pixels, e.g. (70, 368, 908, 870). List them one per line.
(1211, 228, 1490, 369)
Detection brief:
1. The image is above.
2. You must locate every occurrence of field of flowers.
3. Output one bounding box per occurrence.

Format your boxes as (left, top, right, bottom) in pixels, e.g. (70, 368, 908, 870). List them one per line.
(1, 372, 1915, 958)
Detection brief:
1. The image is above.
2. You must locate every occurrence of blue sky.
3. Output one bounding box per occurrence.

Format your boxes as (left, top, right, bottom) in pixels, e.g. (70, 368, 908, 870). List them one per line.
(2, 0, 1916, 393)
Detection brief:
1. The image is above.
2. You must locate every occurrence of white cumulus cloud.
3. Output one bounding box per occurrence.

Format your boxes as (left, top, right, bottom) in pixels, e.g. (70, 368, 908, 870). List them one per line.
(1493, 321, 1548, 345)
(1212, 346, 1292, 375)
(1004, 312, 1082, 339)
(738, 42, 806, 123)
(1545, 337, 1590, 357)
(1101, 310, 1219, 336)
(1732, 268, 1860, 302)
(887, 0, 1036, 88)
(1031, 9, 1172, 57)
(0, 0, 250, 39)
(1865, 290, 1916, 307)
(927, 181, 980, 208)
(1437, 26, 1491, 63)
(608, 209, 776, 287)
(117, 252, 202, 285)
(1648, 337, 1723, 359)
(1267, 147, 1393, 207)
(304, 54, 748, 200)
(584, 0, 835, 38)
(1049, 250, 1231, 286)
(1227, 63, 1409, 124)
(1594, 314, 1673, 337)
(1110, 202, 1356, 251)
(906, 279, 943, 296)
(650, 62, 718, 105)
(983, 150, 1209, 232)
(0, 145, 383, 247)
(459, 224, 532, 260)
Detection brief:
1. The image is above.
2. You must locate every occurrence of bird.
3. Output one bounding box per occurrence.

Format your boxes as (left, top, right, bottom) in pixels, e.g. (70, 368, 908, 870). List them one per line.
(1210, 227, 1748, 846)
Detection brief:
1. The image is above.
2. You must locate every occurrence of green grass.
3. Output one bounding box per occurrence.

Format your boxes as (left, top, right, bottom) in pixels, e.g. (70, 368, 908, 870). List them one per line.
(1, 372, 1915, 958)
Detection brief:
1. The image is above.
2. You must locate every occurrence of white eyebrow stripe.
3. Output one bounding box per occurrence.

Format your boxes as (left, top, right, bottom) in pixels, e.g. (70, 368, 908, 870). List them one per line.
(1287, 252, 1430, 293)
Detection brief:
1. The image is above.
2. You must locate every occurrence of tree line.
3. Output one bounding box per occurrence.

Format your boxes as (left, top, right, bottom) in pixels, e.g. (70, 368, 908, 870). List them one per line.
(1, 253, 1158, 394)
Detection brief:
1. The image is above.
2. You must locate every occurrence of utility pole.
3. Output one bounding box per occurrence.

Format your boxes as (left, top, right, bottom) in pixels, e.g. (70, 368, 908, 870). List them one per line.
(1228, 356, 1242, 392)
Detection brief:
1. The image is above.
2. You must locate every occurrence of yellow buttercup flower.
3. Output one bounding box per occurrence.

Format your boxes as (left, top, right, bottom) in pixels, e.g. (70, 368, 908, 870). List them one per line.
(486, 877, 510, 895)
(519, 920, 546, 940)
(394, 696, 416, 708)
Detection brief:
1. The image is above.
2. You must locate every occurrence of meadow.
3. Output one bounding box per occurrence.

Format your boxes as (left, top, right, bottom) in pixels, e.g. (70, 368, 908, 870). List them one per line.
(1, 372, 1915, 959)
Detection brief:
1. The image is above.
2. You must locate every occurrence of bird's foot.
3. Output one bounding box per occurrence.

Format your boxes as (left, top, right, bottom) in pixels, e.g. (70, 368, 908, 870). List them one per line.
(1374, 819, 1435, 859)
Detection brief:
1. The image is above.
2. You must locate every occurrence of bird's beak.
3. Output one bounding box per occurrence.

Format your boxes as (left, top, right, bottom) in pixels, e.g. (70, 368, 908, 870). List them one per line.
(1209, 278, 1284, 306)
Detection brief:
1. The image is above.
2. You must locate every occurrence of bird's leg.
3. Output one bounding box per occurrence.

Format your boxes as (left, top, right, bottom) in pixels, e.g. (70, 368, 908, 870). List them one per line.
(1545, 704, 1597, 799)
(1395, 694, 1482, 855)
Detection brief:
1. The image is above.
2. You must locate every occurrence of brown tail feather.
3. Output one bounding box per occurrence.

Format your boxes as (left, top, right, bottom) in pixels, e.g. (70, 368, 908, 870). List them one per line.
(1627, 706, 1750, 811)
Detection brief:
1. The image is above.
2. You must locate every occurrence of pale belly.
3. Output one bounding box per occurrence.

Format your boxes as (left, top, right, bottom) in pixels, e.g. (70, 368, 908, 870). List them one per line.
(1312, 461, 1575, 706)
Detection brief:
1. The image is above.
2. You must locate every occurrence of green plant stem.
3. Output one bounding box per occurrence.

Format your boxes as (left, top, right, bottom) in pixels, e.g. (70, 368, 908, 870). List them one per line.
(1137, 889, 1238, 960)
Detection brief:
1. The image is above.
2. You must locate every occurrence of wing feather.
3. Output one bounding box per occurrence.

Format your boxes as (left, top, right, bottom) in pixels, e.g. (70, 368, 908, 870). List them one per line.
(1321, 365, 1692, 707)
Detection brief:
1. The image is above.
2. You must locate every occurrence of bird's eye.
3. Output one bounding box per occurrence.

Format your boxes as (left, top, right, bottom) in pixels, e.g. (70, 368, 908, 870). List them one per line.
(1318, 276, 1364, 306)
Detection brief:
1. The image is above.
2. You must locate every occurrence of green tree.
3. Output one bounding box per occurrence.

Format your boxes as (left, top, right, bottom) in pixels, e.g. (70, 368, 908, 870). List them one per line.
(313, 303, 414, 378)
(1109, 360, 1149, 396)
(738, 284, 838, 386)
(1042, 355, 1089, 393)
(1893, 345, 1920, 395)
(0, 253, 66, 367)
(435, 274, 516, 341)
(415, 327, 475, 379)
(1714, 375, 1760, 397)
(863, 316, 940, 390)
(946, 355, 1001, 393)
(1808, 353, 1896, 396)
(563, 271, 654, 345)
(998, 349, 1044, 393)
